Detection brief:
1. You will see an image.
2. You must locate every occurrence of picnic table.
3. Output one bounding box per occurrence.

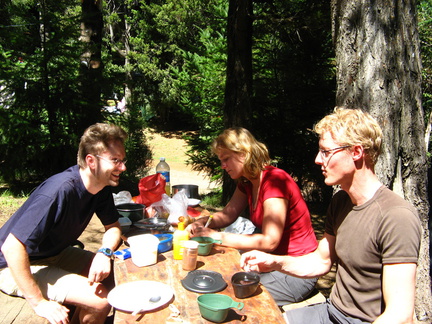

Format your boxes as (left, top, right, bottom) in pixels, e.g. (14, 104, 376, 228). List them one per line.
(112, 244, 286, 323)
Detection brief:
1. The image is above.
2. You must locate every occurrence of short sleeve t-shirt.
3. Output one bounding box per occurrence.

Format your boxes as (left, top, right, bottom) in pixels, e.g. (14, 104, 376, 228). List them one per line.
(238, 166, 317, 256)
(326, 186, 421, 322)
(0, 165, 119, 268)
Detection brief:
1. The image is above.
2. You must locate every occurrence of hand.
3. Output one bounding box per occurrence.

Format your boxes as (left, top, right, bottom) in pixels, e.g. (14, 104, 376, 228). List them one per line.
(88, 252, 111, 285)
(187, 222, 218, 238)
(34, 299, 70, 324)
(240, 250, 278, 273)
(186, 221, 205, 236)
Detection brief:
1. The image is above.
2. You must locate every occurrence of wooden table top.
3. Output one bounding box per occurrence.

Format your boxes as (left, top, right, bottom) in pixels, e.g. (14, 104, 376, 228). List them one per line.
(113, 244, 285, 323)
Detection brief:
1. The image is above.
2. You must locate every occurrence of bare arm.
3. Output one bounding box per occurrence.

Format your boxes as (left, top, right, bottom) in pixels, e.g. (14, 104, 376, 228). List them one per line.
(187, 187, 248, 232)
(372, 263, 416, 324)
(207, 197, 287, 251)
(1, 233, 70, 323)
(188, 188, 286, 252)
(240, 232, 337, 278)
(87, 221, 122, 284)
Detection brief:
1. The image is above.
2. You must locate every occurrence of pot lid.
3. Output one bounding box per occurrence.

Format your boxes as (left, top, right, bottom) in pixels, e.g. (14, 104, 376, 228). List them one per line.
(181, 270, 227, 293)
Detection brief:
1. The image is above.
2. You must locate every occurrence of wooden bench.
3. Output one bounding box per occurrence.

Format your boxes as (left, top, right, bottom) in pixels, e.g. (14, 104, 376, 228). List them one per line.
(281, 289, 326, 312)
(0, 292, 49, 324)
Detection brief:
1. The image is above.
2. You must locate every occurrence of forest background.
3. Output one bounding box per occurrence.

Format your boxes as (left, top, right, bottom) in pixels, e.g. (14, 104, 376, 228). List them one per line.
(0, 0, 431, 321)
(1, 0, 431, 200)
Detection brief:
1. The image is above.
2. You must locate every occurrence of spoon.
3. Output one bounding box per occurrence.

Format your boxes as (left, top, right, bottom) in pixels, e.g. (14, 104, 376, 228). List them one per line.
(131, 295, 162, 316)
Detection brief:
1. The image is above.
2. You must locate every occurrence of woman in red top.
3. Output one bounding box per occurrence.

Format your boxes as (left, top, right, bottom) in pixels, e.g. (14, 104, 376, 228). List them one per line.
(188, 127, 318, 306)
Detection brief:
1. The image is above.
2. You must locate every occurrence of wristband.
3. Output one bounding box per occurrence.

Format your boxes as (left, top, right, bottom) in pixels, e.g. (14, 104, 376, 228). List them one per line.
(97, 247, 114, 259)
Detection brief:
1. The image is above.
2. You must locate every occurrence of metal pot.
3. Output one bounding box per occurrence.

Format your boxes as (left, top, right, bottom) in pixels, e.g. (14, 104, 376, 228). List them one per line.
(133, 217, 169, 234)
(172, 184, 199, 199)
(116, 203, 146, 222)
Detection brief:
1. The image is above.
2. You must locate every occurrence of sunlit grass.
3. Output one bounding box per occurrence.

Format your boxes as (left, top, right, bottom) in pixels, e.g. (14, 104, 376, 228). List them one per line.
(0, 190, 28, 223)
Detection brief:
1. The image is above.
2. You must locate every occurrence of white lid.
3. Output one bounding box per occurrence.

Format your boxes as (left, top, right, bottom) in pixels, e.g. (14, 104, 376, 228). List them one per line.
(183, 240, 199, 249)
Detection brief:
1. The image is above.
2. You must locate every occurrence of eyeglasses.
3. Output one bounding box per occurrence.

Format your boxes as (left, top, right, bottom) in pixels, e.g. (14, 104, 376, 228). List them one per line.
(318, 145, 351, 160)
(96, 155, 127, 166)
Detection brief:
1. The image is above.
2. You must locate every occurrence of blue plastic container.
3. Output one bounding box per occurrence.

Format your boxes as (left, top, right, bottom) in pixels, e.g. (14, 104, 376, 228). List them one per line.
(154, 233, 173, 253)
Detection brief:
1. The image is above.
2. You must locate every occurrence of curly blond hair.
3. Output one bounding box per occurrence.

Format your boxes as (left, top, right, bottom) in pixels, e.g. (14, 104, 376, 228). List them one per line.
(313, 107, 382, 164)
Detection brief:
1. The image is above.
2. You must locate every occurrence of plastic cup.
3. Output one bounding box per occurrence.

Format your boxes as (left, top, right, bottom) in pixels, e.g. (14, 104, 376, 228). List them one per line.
(190, 236, 221, 256)
(128, 234, 160, 267)
(197, 294, 244, 322)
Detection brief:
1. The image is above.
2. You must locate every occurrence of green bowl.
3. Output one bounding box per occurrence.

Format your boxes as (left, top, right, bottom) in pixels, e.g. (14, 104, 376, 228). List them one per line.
(190, 237, 222, 256)
(197, 294, 244, 323)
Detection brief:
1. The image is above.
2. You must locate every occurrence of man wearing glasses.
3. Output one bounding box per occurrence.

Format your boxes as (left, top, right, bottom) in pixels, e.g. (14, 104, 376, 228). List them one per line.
(241, 108, 421, 323)
(0, 123, 127, 324)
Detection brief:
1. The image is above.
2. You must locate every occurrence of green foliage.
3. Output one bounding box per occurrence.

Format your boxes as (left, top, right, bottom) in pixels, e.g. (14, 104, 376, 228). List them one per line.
(102, 108, 152, 181)
(201, 188, 224, 209)
(102, 0, 228, 181)
(419, 0, 432, 123)
(169, 20, 227, 178)
(1, 0, 430, 203)
(0, 0, 152, 188)
(250, 0, 335, 192)
(0, 0, 85, 185)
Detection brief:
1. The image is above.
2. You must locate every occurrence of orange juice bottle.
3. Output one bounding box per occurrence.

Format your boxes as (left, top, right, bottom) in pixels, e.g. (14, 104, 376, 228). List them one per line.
(173, 221, 189, 260)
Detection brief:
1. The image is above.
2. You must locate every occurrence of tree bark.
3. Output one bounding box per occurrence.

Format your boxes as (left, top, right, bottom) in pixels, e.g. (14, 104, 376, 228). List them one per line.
(79, 0, 103, 130)
(331, 0, 431, 321)
(223, 0, 254, 204)
(224, 0, 253, 129)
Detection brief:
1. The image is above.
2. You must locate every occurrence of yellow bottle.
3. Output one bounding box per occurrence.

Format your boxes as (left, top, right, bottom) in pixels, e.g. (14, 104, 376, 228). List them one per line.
(173, 221, 189, 260)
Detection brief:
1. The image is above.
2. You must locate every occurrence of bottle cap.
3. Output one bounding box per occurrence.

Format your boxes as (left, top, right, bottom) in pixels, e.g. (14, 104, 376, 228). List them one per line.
(178, 221, 185, 231)
(160, 157, 165, 161)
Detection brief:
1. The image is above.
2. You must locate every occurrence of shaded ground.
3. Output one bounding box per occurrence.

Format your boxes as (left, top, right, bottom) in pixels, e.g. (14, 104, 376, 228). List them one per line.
(0, 129, 335, 297)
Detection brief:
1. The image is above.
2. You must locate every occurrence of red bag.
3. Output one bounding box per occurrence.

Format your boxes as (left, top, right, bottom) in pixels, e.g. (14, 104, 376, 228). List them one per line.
(134, 173, 166, 206)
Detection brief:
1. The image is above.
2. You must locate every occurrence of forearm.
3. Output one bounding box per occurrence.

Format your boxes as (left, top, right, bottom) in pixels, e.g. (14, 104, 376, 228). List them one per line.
(212, 232, 278, 252)
(205, 210, 235, 229)
(101, 222, 122, 250)
(189, 211, 235, 233)
(276, 253, 333, 278)
(241, 249, 333, 279)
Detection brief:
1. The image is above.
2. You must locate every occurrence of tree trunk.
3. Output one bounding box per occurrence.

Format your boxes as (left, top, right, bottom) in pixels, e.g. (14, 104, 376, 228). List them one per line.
(223, 0, 254, 204)
(79, 0, 103, 130)
(331, 0, 431, 321)
(224, 0, 253, 129)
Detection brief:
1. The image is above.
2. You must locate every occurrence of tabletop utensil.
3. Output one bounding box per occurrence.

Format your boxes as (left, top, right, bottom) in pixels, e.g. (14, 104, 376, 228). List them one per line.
(128, 234, 160, 267)
(172, 184, 199, 199)
(116, 203, 146, 222)
(231, 271, 260, 298)
(131, 295, 162, 316)
(181, 270, 227, 293)
(197, 294, 244, 323)
(204, 215, 213, 228)
(154, 233, 173, 253)
(190, 236, 222, 256)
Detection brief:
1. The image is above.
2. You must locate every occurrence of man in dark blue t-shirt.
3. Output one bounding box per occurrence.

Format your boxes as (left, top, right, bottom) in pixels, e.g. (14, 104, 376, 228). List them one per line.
(0, 123, 128, 324)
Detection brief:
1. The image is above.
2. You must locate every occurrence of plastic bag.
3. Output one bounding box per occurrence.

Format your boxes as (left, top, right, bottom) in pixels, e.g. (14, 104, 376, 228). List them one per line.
(223, 217, 256, 234)
(134, 173, 166, 206)
(150, 190, 189, 224)
(113, 191, 133, 205)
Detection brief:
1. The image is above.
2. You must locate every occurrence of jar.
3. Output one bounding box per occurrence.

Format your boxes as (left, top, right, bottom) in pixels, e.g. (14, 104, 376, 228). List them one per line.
(182, 240, 199, 271)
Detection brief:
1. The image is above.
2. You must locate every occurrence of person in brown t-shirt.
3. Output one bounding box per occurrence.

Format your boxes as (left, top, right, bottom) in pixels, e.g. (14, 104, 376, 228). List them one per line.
(240, 107, 421, 323)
